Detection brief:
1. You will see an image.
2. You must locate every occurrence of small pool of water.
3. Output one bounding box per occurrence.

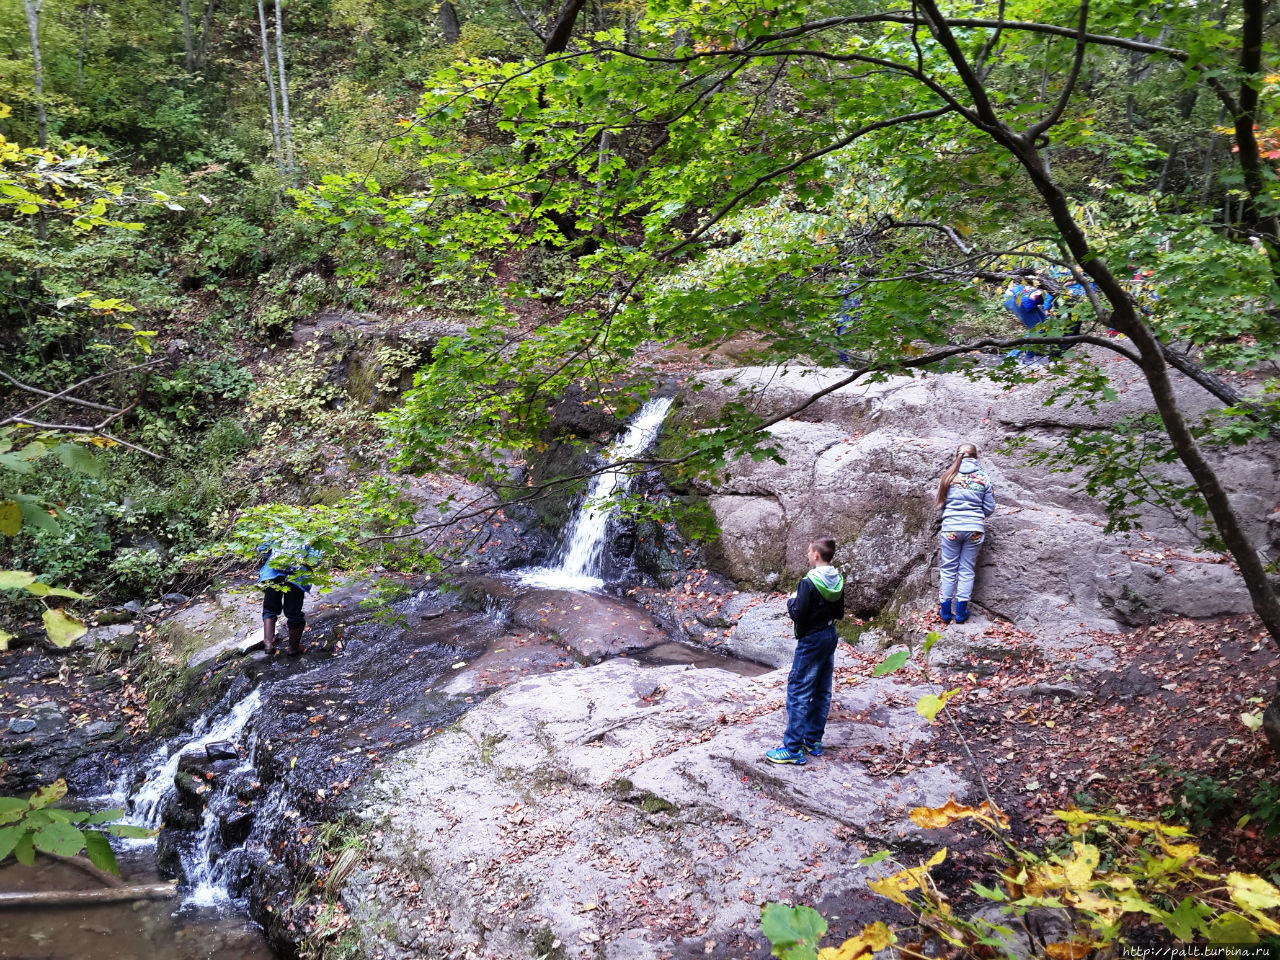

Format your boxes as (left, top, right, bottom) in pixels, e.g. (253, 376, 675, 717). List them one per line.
(0, 847, 275, 960)
(515, 567, 604, 592)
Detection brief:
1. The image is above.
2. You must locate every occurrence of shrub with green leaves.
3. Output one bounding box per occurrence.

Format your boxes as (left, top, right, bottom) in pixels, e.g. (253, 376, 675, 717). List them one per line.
(0, 780, 154, 875)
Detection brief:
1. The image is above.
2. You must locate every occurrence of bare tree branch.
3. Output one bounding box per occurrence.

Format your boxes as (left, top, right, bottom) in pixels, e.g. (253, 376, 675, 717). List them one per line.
(2, 359, 166, 426)
(1024, 0, 1090, 142)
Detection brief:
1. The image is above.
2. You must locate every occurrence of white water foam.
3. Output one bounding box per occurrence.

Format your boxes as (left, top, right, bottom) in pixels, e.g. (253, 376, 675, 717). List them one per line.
(519, 396, 673, 592)
(128, 688, 264, 830)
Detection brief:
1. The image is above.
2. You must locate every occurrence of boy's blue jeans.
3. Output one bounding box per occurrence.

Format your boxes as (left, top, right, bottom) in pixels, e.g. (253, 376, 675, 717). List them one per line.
(783, 624, 839, 753)
(938, 531, 984, 602)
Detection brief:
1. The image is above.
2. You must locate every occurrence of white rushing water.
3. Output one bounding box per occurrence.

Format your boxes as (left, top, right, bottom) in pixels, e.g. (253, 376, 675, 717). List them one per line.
(520, 396, 673, 592)
(128, 688, 264, 829)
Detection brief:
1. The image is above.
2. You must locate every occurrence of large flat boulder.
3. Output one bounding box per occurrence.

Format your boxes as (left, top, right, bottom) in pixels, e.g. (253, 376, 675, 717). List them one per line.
(347, 657, 971, 960)
(681, 356, 1280, 634)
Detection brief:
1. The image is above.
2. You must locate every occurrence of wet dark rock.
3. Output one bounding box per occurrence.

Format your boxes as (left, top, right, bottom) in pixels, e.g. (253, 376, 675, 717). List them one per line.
(225, 769, 262, 803)
(83, 719, 119, 739)
(633, 519, 685, 587)
(160, 791, 202, 831)
(162, 593, 191, 604)
(155, 829, 189, 883)
(206, 740, 239, 763)
(86, 672, 124, 692)
(173, 770, 209, 816)
(211, 795, 255, 847)
(109, 634, 139, 654)
(28, 702, 66, 733)
(24, 654, 58, 681)
(94, 607, 136, 625)
(247, 859, 295, 944)
(122, 600, 143, 614)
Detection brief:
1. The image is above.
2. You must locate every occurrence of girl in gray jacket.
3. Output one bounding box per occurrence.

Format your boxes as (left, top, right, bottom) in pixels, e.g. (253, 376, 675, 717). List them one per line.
(936, 443, 996, 624)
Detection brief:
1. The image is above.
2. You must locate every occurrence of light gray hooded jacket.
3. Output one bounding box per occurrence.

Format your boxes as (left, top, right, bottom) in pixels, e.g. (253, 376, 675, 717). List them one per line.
(940, 458, 996, 533)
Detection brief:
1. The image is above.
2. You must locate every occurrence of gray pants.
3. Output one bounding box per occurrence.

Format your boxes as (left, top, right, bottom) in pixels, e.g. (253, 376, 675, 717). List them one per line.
(939, 531, 984, 602)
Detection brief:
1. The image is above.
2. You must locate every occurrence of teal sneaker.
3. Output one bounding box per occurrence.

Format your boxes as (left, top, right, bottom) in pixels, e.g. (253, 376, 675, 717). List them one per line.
(803, 741, 823, 758)
(765, 746, 806, 765)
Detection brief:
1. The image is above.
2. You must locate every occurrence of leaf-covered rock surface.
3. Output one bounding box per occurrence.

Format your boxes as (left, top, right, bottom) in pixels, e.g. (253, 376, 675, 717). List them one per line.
(333, 603, 1279, 959)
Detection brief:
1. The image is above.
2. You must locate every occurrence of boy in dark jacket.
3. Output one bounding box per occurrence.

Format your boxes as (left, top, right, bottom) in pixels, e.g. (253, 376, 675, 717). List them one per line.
(766, 537, 845, 765)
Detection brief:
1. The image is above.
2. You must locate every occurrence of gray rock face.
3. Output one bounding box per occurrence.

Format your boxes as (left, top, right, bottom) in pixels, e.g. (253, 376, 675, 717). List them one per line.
(719, 595, 793, 667)
(683, 357, 1280, 635)
(349, 658, 970, 960)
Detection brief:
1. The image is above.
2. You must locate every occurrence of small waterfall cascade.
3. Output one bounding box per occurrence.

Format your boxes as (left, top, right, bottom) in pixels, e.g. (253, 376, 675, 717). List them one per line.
(520, 396, 673, 591)
(128, 688, 264, 829)
(184, 778, 287, 908)
(111, 687, 270, 906)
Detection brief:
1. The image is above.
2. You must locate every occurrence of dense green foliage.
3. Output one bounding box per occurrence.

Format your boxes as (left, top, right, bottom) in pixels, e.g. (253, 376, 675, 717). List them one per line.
(1, 0, 1279, 638)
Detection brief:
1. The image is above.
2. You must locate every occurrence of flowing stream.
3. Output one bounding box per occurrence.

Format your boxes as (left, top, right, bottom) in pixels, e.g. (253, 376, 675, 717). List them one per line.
(520, 396, 673, 591)
(2, 398, 685, 959)
(128, 687, 264, 830)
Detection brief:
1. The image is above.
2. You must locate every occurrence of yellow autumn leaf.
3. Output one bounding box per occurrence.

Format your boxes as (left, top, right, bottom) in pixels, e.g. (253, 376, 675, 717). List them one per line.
(817, 922, 894, 960)
(916, 688, 960, 722)
(1069, 889, 1122, 918)
(867, 850, 946, 906)
(1156, 833, 1200, 864)
(1064, 843, 1100, 887)
(910, 795, 1010, 831)
(1044, 941, 1094, 959)
(1227, 872, 1280, 913)
(42, 608, 87, 648)
(867, 871, 916, 906)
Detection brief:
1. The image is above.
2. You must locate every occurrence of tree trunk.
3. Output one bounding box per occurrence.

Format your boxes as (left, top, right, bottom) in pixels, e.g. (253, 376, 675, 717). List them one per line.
(439, 0, 461, 43)
(542, 0, 587, 55)
(1229, 0, 1280, 280)
(273, 0, 296, 176)
(23, 0, 46, 150)
(256, 0, 284, 176)
(912, 0, 1280, 650)
(180, 0, 194, 72)
(195, 0, 215, 69)
(0, 884, 177, 907)
(1015, 142, 1280, 647)
(23, 0, 47, 246)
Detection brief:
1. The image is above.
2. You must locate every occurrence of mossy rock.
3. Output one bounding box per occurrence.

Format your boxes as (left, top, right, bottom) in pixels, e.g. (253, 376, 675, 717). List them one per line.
(530, 925, 566, 960)
(638, 792, 677, 815)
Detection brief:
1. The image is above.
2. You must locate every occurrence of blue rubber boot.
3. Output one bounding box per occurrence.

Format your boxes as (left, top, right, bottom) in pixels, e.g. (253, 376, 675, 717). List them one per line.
(954, 600, 970, 624)
(938, 599, 953, 623)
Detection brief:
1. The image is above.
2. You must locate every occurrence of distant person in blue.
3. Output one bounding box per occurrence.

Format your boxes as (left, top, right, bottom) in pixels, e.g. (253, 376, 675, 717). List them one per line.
(834, 292, 862, 365)
(935, 444, 995, 625)
(767, 537, 845, 765)
(1003, 275, 1088, 365)
(258, 537, 319, 655)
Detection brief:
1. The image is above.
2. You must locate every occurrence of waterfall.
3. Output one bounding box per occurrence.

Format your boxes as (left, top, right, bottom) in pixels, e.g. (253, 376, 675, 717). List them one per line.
(118, 688, 269, 907)
(520, 396, 673, 591)
(128, 688, 264, 829)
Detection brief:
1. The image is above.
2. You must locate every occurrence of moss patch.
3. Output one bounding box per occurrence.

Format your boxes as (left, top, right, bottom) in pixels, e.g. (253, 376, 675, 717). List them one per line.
(531, 925, 567, 960)
(639, 792, 677, 815)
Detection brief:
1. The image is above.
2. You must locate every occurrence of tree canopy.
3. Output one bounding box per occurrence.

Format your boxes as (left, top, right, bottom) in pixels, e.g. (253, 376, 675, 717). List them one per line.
(297, 0, 1280, 638)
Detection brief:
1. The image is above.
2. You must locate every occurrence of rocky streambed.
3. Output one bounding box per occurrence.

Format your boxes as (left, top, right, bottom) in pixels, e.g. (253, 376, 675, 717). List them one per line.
(3, 356, 1277, 960)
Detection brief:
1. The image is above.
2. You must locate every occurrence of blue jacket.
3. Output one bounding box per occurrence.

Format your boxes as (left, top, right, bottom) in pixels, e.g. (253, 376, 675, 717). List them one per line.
(258, 540, 320, 592)
(1004, 285, 1052, 330)
(940, 460, 995, 533)
(787, 566, 845, 639)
